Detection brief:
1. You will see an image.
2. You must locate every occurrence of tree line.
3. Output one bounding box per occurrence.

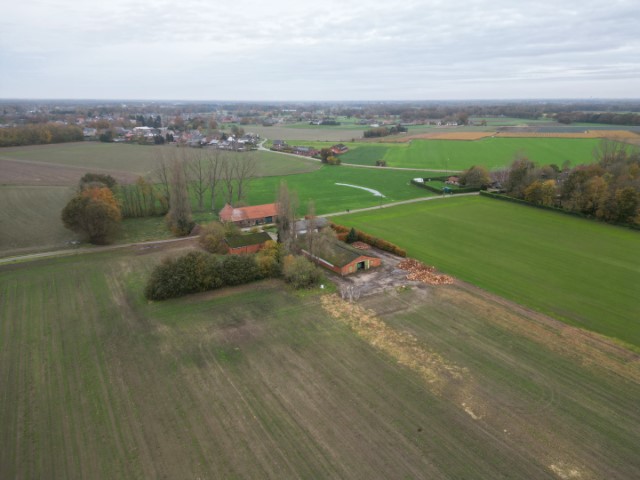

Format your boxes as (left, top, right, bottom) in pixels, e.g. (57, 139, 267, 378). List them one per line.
(0, 123, 83, 147)
(495, 140, 640, 226)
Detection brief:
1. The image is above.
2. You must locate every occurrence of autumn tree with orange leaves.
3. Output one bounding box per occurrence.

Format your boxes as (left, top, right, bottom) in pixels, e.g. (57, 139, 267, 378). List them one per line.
(61, 186, 122, 244)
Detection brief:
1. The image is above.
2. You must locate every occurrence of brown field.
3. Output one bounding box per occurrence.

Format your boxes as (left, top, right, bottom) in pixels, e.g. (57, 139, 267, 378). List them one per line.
(385, 131, 497, 142)
(1, 244, 639, 479)
(495, 130, 640, 140)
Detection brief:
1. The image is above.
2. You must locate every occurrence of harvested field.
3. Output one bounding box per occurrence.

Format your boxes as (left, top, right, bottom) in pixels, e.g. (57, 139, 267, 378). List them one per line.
(2, 246, 639, 478)
(387, 131, 497, 142)
(495, 130, 640, 140)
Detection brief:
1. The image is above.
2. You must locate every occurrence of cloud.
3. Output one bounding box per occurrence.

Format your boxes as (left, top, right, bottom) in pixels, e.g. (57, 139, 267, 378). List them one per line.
(1, 0, 639, 99)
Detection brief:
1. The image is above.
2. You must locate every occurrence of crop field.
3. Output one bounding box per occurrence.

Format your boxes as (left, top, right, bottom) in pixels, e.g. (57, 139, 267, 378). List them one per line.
(239, 165, 435, 215)
(495, 130, 640, 140)
(0, 143, 320, 186)
(0, 186, 76, 256)
(245, 125, 361, 142)
(1, 246, 639, 479)
(295, 137, 605, 170)
(336, 195, 640, 349)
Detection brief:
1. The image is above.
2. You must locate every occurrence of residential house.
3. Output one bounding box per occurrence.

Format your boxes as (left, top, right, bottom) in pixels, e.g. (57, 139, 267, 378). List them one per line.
(219, 203, 278, 227)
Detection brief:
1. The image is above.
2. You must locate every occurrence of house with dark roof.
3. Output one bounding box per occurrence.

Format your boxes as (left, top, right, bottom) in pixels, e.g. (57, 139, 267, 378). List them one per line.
(225, 232, 272, 255)
(302, 241, 381, 276)
(219, 203, 278, 227)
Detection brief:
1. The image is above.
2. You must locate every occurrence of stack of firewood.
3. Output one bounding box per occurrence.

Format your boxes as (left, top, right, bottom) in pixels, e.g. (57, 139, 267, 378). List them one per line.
(397, 259, 454, 285)
(351, 241, 371, 250)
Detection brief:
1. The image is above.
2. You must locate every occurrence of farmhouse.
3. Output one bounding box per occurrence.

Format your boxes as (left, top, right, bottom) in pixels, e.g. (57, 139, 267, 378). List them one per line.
(225, 232, 272, 255)
(219, 203, 278, 227)
(295, 217, 329, 235)
(302, 241, 381, 276)
(331, 144, 349, 155)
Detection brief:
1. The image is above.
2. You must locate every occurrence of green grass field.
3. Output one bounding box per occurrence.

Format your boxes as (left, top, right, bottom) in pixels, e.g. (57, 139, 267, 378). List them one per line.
(337, 137, 603, 170)
(336, 196, 640, 349)
(1, 246, 638, 478)
(238, 165, 434, 215)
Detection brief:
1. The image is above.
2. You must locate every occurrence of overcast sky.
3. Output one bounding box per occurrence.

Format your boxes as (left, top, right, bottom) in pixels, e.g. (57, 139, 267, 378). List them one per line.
(1, 0, 638, 101)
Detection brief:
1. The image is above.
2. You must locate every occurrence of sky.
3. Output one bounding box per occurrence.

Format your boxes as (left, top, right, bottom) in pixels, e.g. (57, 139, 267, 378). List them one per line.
(1, 0, 639, 101)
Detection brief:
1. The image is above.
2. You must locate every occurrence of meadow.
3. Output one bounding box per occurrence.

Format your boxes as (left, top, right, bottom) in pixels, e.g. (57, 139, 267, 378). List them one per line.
(1, 245, 638, 479)
(336, 195, 640, 349)
(237, 165, 434, 215)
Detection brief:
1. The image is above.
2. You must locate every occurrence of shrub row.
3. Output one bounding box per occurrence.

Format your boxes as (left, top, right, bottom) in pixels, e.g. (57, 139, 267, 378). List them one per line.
(145, 251, 263, 300)
(330, 223, 407, 257)
(411, 179, 480, 194)
(479, 191, 640, 230)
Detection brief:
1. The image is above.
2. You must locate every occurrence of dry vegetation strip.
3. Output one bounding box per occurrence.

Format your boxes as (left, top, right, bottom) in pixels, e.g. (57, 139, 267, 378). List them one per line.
(495, 130, 640, 140)
(387, 131, 497, 142)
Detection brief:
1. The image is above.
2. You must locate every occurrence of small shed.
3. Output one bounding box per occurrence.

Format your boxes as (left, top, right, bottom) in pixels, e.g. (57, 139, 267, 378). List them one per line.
(225, 232, 272, 255)
(303, 241, 381, 276)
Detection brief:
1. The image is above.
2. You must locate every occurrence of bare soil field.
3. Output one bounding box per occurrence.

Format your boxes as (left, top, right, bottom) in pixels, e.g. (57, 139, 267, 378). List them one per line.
(1, 245, 638, 479)
(386, 131, 497, 142)
(495, 130, 640, 140)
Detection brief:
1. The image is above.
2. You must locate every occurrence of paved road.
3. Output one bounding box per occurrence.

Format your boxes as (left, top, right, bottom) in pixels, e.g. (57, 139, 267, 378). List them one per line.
(323, 192, 479, 217)
(258, 140, 462, 173)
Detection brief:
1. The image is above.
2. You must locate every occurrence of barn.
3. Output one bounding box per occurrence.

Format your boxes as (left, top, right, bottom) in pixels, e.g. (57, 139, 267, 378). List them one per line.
(219, 203, 278, 228)
(302, 241, 381, 276)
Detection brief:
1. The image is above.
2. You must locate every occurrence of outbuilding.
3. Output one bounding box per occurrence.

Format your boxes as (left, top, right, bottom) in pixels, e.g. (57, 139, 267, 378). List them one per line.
(225, 232, 272, 255)
(302, 241, 381, 276)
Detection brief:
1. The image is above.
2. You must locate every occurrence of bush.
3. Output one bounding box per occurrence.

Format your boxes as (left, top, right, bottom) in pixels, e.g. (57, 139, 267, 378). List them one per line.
(145, 251, 273, 301)
(282, 255, 324, 289)
(61, 186, 122, 244)
(199, 221, 228, 254)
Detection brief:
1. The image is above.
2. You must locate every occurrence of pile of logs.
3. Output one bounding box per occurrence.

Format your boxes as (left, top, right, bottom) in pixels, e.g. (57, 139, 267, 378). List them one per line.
(397, 258, 454, 285)
(351, 241, 371, 250)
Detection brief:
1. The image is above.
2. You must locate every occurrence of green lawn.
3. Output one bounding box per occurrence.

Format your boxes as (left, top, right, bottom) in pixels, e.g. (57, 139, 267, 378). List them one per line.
(336, 196, 640, 349)
(239, 165, 435, 215)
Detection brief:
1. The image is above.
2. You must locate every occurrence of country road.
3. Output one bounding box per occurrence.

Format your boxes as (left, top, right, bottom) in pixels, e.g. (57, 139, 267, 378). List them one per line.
(0, 193, 477, 266)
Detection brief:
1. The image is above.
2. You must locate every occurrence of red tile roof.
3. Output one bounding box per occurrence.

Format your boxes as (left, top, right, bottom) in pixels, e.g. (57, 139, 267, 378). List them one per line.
(219, 203, 278, 222)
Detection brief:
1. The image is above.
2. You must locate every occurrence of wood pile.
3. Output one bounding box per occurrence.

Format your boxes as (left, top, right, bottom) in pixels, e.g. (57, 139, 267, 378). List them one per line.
(397, 258, 454, 285)
(351, 241, 371, 250)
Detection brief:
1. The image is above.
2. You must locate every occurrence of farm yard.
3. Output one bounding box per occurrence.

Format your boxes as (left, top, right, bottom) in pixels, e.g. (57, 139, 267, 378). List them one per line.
(1, 244, 639, 479)
(336, 195, 640, 350)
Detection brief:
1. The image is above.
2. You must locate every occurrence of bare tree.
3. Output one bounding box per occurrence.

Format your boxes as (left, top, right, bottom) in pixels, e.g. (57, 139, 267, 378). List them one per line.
(276, 181, 298, 251)
(305, 200, 317, 254)
(154, 148, 172, 206)
(235, 153, 257, 203)
(221, 157, 237, 205)
(340, 284, 362, 302)
(166, 156, 194, 236)
(206, 149, 224, 212)
(186, 149, 209, 211)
